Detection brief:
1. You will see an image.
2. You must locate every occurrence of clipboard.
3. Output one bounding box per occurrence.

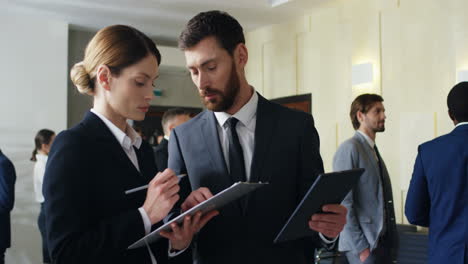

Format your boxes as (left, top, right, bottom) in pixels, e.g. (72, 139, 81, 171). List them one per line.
(128, 181, 268, 249)
(273, 168, 364, 243)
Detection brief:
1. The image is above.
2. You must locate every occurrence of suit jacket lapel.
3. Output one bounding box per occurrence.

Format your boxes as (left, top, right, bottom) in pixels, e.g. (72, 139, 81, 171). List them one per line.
(199, 111, 230, 182)
(249, 94, 278, 183)
(135, 146, 154, 181)
(354, 132, 381, 177)
(83, 111, 142, 178)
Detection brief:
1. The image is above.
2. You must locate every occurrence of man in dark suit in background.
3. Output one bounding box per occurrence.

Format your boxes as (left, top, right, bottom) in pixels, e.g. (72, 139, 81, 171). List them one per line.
(154, 108, 191, 171)
(164, 10, 347, 264)
(405, 82, 468, 264)
(0, 148, 16, 264)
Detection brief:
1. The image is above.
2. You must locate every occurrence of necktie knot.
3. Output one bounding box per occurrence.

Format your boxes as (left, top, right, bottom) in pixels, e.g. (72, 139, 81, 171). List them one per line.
(227, 117, 239, 131)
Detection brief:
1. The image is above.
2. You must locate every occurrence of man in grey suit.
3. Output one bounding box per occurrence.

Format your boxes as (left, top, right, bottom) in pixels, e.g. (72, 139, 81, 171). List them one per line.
(333, 94, 398, 264)
(164, 10, 348, 264)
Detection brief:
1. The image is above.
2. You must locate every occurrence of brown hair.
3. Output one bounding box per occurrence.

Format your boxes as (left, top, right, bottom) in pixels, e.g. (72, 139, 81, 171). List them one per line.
(178, 10, 245, 56)
(161, 108, 190, 134)
(70, 25, 161, 95)
(31, 129, 55, 161)
(350, 94, 384, 130)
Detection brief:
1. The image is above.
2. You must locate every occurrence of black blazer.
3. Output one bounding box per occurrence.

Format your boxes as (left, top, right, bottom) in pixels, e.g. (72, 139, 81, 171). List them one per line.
(154, 138, 169, 171)
(0, 150, 16, 250)
(43, 112, 169, 264)
(169, 93, 324, 264)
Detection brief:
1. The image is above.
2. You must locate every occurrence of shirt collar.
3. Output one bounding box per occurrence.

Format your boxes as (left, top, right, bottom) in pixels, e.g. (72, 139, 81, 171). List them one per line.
(455, 121, 468, 128)
(91, 109, 142, 150)
(357, 130, 375, 148)
(214, 89, 258, 132)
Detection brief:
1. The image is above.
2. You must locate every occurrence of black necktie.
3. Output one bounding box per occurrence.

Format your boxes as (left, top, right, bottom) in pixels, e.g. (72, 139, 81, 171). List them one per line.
(374, 145, 383, 176)
(374, 145, 398, 245)
(226, 117, 247, 182)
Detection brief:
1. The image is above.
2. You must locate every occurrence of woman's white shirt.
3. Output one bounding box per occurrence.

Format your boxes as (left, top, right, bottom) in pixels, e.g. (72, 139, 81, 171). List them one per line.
(33, 153, 48, 203)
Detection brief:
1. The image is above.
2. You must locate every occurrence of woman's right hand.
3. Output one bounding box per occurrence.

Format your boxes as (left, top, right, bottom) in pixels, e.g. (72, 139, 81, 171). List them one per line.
(142, 168, 180, 225)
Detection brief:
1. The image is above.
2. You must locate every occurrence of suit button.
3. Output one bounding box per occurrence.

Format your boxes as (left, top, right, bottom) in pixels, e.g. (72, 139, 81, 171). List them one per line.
(388, 200, 393, 203)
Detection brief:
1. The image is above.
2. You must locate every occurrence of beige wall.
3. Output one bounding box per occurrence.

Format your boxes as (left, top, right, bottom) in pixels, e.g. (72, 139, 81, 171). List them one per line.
(245, 0, 461, 224)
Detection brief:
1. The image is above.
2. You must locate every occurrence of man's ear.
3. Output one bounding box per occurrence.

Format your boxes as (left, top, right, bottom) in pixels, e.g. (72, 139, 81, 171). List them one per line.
(234, 43, 248, 68)
(448, 110, 457, 122)
(96, 64, 112, 91)
(168, 123, 176, 133)
(357, 111, 364, 123)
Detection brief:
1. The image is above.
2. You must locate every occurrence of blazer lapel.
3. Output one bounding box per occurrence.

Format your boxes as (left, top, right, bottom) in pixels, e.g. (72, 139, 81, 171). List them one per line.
(199, 111, 230, 182)
(135, 146, 154, 182)
(249, 94, 278, 183)
(354, 132, 381, 177)
(83, 112, 142, 178)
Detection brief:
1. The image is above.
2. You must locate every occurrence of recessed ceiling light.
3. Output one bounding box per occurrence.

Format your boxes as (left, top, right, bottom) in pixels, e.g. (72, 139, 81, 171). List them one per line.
(267, 0, 290, 8)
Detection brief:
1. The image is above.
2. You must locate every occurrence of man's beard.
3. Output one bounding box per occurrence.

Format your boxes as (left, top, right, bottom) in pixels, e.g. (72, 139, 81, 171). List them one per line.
(200, 62, 240, 112)
(374, 123, 385, 132)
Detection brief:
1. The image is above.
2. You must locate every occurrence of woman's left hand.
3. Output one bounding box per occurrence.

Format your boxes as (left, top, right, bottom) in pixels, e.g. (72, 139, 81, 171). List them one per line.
(160, 210, 219, 250)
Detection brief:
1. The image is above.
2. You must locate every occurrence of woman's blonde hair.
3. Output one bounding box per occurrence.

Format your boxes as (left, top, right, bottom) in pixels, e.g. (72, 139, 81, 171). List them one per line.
(70, 25, 161, 95)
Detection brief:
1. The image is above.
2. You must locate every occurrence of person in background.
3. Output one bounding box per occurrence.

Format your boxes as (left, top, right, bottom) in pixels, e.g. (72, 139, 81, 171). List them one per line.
(405, 82, 468, 264)
(31, 129, 55, 264)
(154, 108, 191, 171)
(333, 94, 399, 264)
(0, 148, 16, 264)
(43, 25, 213, 264)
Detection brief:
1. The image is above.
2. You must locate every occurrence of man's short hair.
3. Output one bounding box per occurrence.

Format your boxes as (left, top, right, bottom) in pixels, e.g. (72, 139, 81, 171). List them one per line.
(448, 82, 468, 122)
(350, 94, 384, 130)
(178, 10, 245, 56)
(161, 108, 190, 134)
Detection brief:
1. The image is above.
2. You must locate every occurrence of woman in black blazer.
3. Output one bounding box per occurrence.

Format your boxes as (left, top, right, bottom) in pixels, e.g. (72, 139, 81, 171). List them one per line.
(43, 25, 198, 264)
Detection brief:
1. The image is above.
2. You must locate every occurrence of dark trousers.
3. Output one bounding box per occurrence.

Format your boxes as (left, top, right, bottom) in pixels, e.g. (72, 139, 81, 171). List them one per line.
(38, 203, 51, 263)
(0, 248, 5, 264)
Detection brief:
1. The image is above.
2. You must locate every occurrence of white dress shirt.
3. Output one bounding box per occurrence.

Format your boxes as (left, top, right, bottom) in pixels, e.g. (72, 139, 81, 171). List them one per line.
(213, 90, 335, 244)
(214, 91, 257, 181)
(33, 153, 48, 203)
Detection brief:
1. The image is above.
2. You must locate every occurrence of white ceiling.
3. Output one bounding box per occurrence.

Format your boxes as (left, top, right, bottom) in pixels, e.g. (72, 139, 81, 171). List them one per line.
(4, 0, 328, 45)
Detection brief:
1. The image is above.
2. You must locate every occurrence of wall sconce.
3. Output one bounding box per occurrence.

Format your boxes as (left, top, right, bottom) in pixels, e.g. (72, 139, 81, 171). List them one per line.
(352, 63, 373, 86)
(457, 70, 468, 83)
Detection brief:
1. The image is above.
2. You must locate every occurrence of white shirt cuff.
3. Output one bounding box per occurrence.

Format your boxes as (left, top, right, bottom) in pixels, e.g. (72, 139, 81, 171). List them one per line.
(138, 207, 152, 235)
(168, 241, 188, 257)
(319, 232, 338, 244)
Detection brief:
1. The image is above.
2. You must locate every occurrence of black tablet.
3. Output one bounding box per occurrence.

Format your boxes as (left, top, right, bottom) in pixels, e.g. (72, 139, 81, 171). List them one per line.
(273, 168, 364, 243)
(128, 182, 268, 249)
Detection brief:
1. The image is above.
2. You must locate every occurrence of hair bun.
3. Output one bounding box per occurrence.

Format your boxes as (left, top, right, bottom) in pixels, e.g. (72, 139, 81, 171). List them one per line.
(70, 62, 93, 95)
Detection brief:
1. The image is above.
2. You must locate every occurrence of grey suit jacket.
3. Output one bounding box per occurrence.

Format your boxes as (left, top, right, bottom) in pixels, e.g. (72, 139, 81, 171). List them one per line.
(168, 93, 324, 264)
(333, 132, 387, 254)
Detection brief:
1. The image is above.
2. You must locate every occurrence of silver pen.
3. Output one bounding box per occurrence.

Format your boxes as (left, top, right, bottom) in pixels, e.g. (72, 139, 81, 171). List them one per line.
(125, 173, 187, 195)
